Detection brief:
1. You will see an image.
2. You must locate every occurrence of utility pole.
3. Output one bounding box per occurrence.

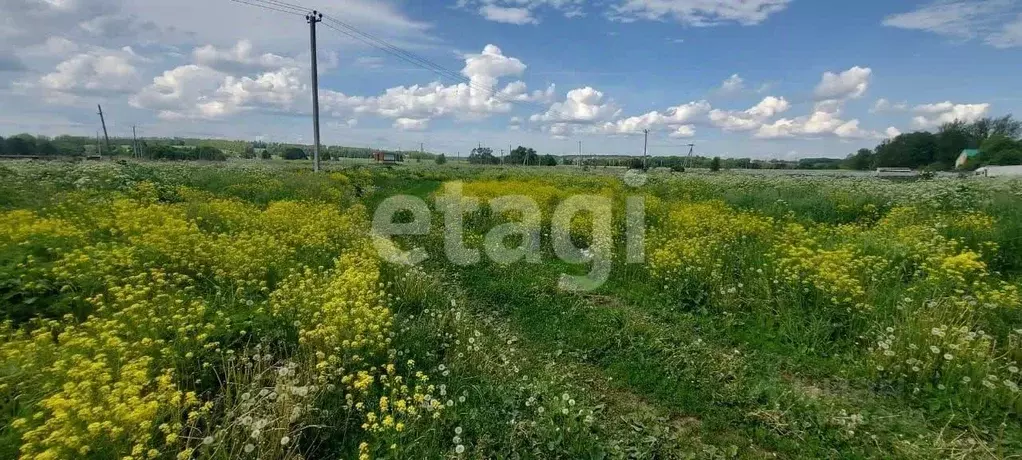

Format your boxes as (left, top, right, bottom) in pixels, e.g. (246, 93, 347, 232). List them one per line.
(306, 10, 323, 172)
(132, 125, 139, 159)
(578, 140, 582, 167)
(643, 129, 649, 170)
(97, 105, 111, 154)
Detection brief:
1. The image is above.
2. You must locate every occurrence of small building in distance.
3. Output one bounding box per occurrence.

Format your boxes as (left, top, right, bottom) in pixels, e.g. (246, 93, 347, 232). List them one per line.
(373, 151, 403, 164)
(975, 165, 1022, 177)
(875, 167, 917, 178)
(956, 149, 981, 169)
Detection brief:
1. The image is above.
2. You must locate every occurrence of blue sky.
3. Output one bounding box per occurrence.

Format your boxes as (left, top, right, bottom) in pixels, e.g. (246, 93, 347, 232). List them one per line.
(1, 0, 1021, 159)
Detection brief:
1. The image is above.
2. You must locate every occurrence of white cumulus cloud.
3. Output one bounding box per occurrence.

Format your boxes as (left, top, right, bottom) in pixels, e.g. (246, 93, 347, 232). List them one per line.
(871, 98, 908, 113)
(394, 117, 429, 130)
(709, 96, 789, 131)
(130, 43, 545, 126)
(129, 64, 229, 119)
(718, 74, 744, 94)
(756, 110, 877, 140)
(597, 100, 710, 136)
(531, 86, 621, 124)
(911, 101, 991, 128)
(192, 40, 299, 74)
(610, 0, 792, 26)
(458, 0, 585, 24)
(669, 125, 696, 138)
(25, 45, 143, 102)
(479, 5, 539, 24)
(814, 66, 871, 101)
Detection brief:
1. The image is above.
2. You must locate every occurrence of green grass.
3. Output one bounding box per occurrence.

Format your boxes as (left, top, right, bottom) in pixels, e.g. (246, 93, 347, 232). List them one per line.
(368, 170, 1022, 458)
(2, 161, 1021, 459)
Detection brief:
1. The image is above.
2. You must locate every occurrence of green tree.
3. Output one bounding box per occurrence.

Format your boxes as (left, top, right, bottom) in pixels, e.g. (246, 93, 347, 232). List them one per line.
(507, 146, 539, 165)
(977, 135, 1022, 166)
(992, 149, 1022, 165)
(0, 136, 5, 155)
(260, 150, 272, 160)
(989, 115, 1022, 139)
(710, 156, 722, 172)
(6, 134, 36, 156)
(467, 147, 497, 164)
(283, 147, 308, 160)
(936, 121, 975, 167)
(970, 115, 1022, 140)
(797, 158, 842, 170)
(37, 139, 59, 156)
(875, 132, 938, 168)
(854, 115, 1018, 171)
(844, 148, 875, 170)
(148, 145, 178, 160)
(435, 154, 447, 165)
(52, 135, 86, 156)
(541, 154, 557, 166)
(195, 145, 226, 161)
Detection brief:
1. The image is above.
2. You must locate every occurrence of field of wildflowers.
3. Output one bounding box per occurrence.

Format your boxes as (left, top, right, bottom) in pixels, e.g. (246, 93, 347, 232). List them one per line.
(2, 160, 1022, 459)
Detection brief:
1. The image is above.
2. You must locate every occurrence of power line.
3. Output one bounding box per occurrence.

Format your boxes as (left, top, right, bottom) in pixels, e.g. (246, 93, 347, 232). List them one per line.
(229, 0, 304, 16)
(230, 0, 544, 109)
(236, 0, 475, 88)
(321, 19, 465, 82)
(319, 19, 514, 104)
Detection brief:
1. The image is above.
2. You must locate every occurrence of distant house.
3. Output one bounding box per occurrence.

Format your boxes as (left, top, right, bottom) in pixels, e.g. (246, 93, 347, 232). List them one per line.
(875, 167, 917, 178)
(956, 149, 981, 169)
(975, 165, 1022, 177)
(372, 151, 403, 164)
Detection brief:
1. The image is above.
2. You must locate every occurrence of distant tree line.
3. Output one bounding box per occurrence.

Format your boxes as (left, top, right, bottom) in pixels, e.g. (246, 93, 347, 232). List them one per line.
(0, 134, 89, 157)
(0, 133, 233, 161)
(843, 115, 1022, 171)
(0, 133, 444, 163)
(466, 146, 557, 166)
(144, 144, 227, 161)
(594, 154, 819, 170)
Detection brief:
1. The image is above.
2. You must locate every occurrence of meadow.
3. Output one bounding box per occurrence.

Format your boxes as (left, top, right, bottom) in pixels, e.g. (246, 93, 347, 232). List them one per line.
(1, 159, 1021, 459)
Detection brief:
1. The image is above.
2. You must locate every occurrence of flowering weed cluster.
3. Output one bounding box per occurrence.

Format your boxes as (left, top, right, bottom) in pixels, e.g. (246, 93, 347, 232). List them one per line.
(0, 163, 429, 459)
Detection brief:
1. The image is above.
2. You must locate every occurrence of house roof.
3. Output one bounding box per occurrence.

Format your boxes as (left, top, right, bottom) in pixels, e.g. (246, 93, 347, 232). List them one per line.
(961, 149, 981, 158)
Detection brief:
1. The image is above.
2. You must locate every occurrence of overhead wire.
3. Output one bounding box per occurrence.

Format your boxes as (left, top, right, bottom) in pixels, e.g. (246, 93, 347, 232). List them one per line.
(236, 0, 488, 89)
(319, 18, 531, 107)
(228, 0, 548, 109)
(229, 0, 305, 17)
(232, 0, 698, 154)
